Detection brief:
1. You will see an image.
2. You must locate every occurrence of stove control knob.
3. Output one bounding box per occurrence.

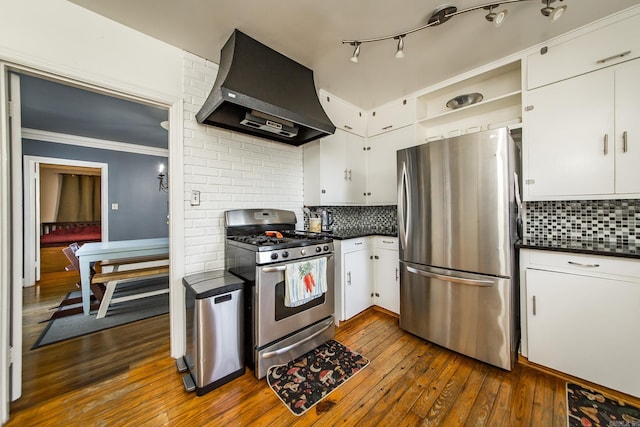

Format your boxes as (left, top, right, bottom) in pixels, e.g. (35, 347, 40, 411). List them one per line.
(315, 246, 322, 253)
(282, 251, 289, 258)
(301, 248, 307, 256)
(323, 245, 329, 251)
(271, 253, 279, 260)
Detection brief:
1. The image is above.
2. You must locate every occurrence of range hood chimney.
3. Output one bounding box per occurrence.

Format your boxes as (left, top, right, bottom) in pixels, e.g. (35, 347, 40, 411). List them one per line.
(196, 30, 335, 146)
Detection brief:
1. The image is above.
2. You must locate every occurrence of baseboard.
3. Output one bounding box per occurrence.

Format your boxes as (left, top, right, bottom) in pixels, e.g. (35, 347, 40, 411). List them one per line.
(518, 354, 640, 407)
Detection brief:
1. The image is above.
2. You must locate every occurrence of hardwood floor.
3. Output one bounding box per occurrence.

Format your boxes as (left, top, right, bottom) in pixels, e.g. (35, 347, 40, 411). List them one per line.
(6, 270, 629, 426)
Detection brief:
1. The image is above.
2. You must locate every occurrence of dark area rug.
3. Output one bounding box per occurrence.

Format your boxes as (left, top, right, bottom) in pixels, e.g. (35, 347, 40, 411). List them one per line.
(567, 382, 640, 426)
(266, 339, 369, 416)
(32, 277, 169, 349)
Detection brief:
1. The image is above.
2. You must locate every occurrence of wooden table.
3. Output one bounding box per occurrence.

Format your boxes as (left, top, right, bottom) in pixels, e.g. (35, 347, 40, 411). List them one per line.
(75, 238, 169, 315)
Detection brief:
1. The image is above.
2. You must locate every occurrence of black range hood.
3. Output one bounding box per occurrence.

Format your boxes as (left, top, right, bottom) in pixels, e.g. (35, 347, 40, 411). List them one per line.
(196, 30, 335, 146)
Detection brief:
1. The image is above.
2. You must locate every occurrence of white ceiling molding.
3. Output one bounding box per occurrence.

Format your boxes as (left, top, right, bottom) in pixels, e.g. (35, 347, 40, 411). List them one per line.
(22, 128, 169, 157)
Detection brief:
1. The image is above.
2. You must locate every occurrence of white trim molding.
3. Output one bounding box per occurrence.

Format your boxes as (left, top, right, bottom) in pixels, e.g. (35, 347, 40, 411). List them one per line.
(22, 128, 169, 157)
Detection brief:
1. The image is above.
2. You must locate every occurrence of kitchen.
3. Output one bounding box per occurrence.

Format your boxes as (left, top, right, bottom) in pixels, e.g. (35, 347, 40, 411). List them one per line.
(2, 0, 640, 425)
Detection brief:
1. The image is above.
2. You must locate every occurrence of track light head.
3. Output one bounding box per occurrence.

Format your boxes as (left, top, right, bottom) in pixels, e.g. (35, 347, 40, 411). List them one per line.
(394, 36, 405, 59)
(350, 42, 361, 63)
(541, 0, 567, 20)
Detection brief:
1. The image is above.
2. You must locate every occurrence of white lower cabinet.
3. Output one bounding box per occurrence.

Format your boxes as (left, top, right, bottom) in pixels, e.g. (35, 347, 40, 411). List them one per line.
(373, 237, 399, 314)
(335, 237, 372, 321)
(521, 249, 640, 397)
(335, 236, 400, 321)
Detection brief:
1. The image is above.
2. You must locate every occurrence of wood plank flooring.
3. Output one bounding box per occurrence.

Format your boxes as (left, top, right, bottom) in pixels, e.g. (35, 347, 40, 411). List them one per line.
(6, 269, 630, 426)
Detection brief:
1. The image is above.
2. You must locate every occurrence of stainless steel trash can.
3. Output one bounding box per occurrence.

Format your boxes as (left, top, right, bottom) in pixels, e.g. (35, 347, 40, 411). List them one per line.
(178, 270, 245, 396)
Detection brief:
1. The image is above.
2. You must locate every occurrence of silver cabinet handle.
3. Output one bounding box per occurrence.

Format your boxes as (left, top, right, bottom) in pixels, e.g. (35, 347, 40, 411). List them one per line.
(348, 169, 352, 181)
(382, 240, 395, 244)
(604, 134, 609, 155)
(262, 266, 286, 272)
(406, 266, 494, 287)
(382, 125, 393, 131)
(347, 271, 352, 285)
(344, 169, 348, 180)
(568, 261, 600, 268)
(354, 241, 363, 246)
(596, 50, 631, 64)
(395, 268, 399, 281)
(623, 131, 628, 153)
(532, 295, 537, 316)
(261, 318, 333, 359)
(344, 125, 353, 130)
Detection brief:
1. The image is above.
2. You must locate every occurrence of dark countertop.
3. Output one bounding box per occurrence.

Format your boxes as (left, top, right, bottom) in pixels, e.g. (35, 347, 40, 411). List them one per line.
(517, 237, 640, 259)
(325, 227, 398, 240)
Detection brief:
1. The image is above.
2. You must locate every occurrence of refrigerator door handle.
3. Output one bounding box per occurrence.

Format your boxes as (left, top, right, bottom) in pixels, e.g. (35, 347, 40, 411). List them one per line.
(406, 266, 495, 287)
(398, 161, 411, 250)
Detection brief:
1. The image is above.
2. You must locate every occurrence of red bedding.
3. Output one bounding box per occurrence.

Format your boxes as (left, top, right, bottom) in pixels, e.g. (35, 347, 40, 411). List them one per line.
(40, 224, 101, 245)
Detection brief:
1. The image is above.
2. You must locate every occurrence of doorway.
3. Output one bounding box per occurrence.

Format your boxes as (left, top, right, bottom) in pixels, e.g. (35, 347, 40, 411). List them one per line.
(9, 69, 171, 407)
(23, 157, 108, 288)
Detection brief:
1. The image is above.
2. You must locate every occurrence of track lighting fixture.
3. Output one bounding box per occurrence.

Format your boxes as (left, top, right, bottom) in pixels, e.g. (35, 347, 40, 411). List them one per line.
(394, 36, 405, 59)
(343, 0, 568, 62)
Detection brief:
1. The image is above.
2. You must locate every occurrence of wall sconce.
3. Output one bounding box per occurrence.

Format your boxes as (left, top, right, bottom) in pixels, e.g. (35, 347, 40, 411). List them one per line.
(158, 163, 168, 192)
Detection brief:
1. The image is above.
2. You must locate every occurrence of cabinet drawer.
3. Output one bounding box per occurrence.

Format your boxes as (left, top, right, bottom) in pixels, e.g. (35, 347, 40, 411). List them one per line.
(527, 13, 640, 90)
(526, 249, 640, 280)
(375, 236, 398, 248)
(339, 237, 371, 252)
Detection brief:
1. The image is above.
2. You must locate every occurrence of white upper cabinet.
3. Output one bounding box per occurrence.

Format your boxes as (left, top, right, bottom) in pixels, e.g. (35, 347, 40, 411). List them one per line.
(527, 12, 640, 90)
(614, 60, 640, 194)
(303, 129, 366, 206)
(524, 59, 640, 200)
(368, 97, 415, 137)
(319, 89, 367, 137)
(365, 126, 416, 205)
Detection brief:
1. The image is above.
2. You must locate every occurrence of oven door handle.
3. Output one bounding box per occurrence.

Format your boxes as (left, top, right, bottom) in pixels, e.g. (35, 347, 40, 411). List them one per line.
(261, 318, 334, 359)
(262, 266, 286, 272)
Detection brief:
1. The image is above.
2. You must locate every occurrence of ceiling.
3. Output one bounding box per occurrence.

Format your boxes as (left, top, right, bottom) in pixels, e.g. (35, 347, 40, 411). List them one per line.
(67, 0, 639, 109)
(19, 73, 168, 148)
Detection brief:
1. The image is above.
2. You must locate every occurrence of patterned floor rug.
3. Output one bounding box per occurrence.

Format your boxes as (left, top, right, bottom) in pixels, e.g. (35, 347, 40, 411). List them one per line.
(567, 382, 640, 426)
(266, 339, 370, 416)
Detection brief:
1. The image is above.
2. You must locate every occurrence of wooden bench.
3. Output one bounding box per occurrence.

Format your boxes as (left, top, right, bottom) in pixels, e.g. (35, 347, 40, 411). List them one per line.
(92, 264, 169, 319)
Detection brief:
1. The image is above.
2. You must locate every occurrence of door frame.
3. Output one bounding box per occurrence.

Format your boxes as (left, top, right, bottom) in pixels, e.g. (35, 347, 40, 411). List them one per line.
(23, 156, 109, 287)
(1, 61, 185, 423)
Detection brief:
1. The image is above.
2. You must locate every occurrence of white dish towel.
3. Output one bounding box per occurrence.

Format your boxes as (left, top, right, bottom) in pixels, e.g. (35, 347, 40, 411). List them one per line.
(284, 257, 327, 307)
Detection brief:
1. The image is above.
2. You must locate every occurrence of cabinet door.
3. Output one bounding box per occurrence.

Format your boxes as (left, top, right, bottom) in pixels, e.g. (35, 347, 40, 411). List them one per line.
(527, 13, 640, 90)
(525, 69, 615, 199)
(375, 244, 399, 314)
(344, 248, 372, 320)
(614, 60, 640, 194)
(320, 91, 367, 137)
(318, 130, 366, 205)
(368, 98, 414, 137)
(343, 132, 367, 204)
(526, 269, 640, 397)
(366, 127, 414, 205)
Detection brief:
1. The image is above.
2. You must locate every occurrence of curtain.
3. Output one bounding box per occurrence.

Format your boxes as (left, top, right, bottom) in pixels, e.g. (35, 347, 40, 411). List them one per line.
(56, 174, 101, 222)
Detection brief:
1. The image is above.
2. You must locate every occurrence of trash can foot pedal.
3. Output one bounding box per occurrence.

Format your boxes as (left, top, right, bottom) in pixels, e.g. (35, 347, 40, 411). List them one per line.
(175, 357, 188, 373)
(182, 374, 196, 393)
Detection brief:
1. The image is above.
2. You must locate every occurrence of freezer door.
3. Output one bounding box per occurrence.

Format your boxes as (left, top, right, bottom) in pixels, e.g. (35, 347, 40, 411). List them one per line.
(397, 128, 516, 277)
(399, 261, 516, 370)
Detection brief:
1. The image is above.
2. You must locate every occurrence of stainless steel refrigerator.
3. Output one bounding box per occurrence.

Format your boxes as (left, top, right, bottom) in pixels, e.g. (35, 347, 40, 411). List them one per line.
(396, 127, 520, 370)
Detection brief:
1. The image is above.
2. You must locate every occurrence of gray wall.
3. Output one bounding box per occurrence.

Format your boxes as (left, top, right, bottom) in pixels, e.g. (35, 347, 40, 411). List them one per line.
(24, 139, 168, 241)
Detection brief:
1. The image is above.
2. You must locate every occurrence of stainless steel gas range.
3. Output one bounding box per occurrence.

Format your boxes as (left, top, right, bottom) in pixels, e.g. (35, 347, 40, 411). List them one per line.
(224, 209, 335, 379)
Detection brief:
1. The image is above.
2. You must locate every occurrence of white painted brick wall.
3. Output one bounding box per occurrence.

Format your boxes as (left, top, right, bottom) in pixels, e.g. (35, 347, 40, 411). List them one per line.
(182, 52, 304, 274)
